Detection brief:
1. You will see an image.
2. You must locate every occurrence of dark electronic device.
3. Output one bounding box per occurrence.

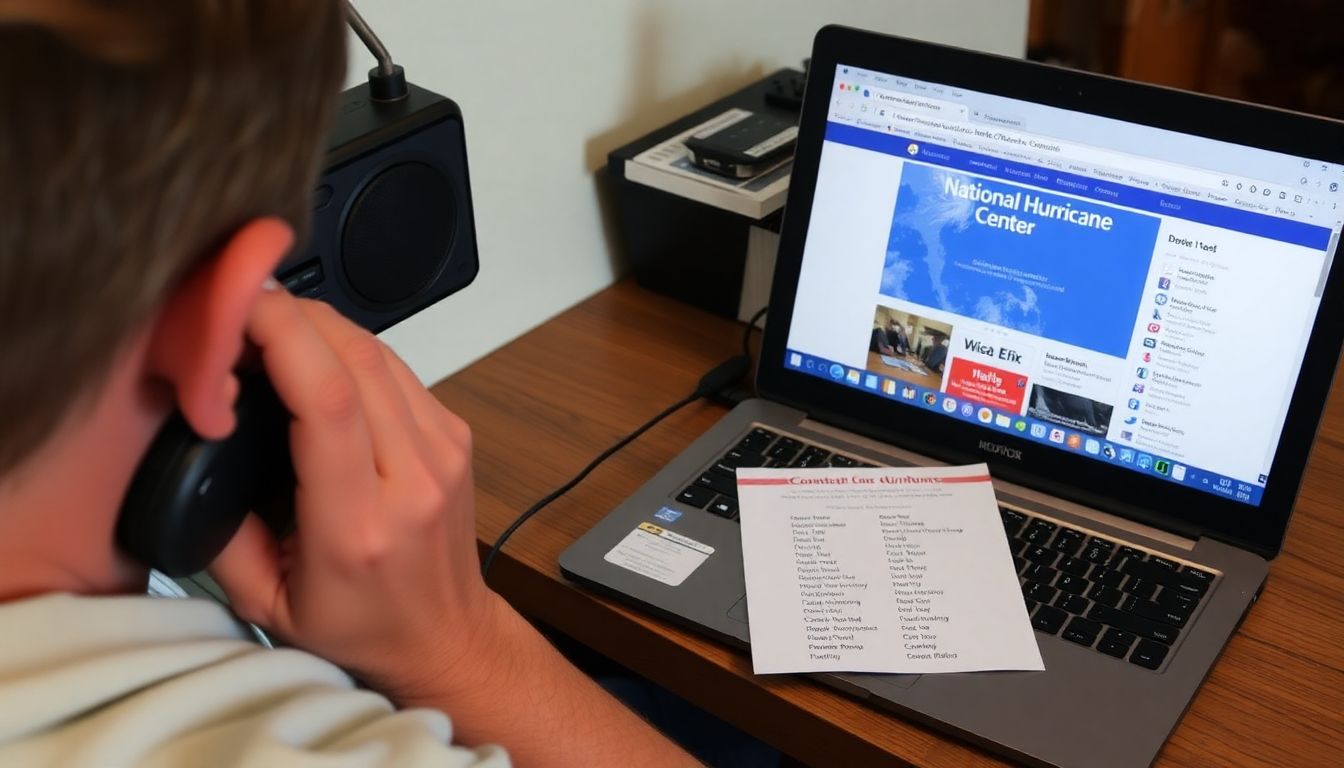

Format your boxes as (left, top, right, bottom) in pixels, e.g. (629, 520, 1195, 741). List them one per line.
(684, 110, 799, 179)
(763, 63, 808, 112)
(117, 374, 295, 576)
(274, 3, 479, 332)
(116, 3, 478, 576)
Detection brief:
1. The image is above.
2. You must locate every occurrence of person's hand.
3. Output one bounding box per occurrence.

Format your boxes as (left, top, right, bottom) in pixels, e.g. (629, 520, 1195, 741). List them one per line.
(210, 287, 500, 701)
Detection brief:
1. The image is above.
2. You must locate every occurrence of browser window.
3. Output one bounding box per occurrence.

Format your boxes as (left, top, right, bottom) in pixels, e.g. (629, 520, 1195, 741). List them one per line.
(784, 64, 1344, 507)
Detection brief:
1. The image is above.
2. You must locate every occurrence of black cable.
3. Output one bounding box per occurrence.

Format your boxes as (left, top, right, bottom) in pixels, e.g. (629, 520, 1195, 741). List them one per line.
(740, 305, 768, 399)
(743, 305, 768, 358)
(481, 391, 698, 580)
(481, 307, 768, 581)
(345, 1, 407, 101)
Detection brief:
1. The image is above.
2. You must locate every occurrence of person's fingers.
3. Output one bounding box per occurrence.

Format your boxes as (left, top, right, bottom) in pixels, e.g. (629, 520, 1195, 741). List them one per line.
(378, 343, 473, 458)
(246, 289, 379, 544)
(297, 301, 425, 478)
(208, 513, 291, 634)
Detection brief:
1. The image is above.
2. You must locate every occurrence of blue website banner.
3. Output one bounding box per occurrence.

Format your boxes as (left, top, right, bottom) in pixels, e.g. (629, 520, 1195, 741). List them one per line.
(885, 163, 1160, 357)
(826, 121, 1333, 251)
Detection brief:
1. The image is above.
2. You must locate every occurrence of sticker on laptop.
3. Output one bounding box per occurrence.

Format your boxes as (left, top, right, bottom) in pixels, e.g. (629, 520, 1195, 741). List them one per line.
(653, 506, 683, 524)
(604, 522, 714, 587)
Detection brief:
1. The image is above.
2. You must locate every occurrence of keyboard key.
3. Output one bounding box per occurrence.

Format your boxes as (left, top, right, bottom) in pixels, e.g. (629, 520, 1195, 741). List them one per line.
(1013, 556, 1028, 575)
(1121, 595, 1191, 628)
(1102, 627, 1137, 647)
(1024, 581, 1058, 604)
(1062, 616, 1103, 647)
(1024, 597, 1039, 613)
(1086, 536, 1116, 551)
(1022, 545, 1060, 566)
(1091, 567, 1125, 588)
(676, 485, 715, 508)
(1086, 584, 1124, 608)
(828, 454, 857, 467)
(720, 448, 767, 468)
(1097, 627, 1136, 659)
(1023, 562, 1058, 584)
(1148, 555, 1179, 570)
(1082, 543, 1114, 566)
(1055, 573, 1089, 595)
(738, 428, 776, 453)
(1098, 638, 1131, 658)
(1032, 605, 1068, 635)
(1088, 604, 1180, 645)
(791, 446, 831, 468)
(1181, 566, 1215, 584)
(1123, 577, 1158, 600)
(1129, 639, 1170, 670)
(1058, 557, 1091, 577)
(1115, 545, 1145, 563)
(1055, 593, 1090, 615)
(1000, 508, 1028, 537)
(1051, 528, 1086, 556)
(694, 472, 738, 498)
(1168, 580, 1209, 600)
(767, 437, 802, 462)
(711, 460, 742, 478)
(1023, 520, 1056, 545)
(1155, 588, 1198, 612)
(706, 497, 738, 519)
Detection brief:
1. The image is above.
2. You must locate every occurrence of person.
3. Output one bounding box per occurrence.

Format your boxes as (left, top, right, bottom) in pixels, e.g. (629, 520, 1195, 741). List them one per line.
(0, 3, 697, 766)
(885, 319, 910, 355)
(869, 324, 896, 356)
(923, 338, 950, 373)
(869, 317, 909, 357)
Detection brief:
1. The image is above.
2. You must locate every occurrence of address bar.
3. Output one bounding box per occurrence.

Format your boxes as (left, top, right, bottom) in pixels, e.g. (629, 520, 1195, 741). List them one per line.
(888, 110, 1228, 191)
(868, 86, 969, 121)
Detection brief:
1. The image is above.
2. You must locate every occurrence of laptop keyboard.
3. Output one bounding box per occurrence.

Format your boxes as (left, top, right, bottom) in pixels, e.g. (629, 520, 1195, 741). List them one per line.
(676, 426, 1219, 672)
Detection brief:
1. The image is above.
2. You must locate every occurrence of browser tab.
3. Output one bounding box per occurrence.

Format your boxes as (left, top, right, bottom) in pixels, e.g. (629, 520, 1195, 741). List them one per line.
(869, 87, 968, 120)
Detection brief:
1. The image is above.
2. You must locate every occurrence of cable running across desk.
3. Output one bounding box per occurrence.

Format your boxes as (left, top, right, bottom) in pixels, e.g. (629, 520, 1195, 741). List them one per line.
(481, 305, 768, 580)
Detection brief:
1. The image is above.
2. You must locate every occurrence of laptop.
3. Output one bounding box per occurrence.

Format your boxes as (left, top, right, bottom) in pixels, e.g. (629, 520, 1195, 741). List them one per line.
(561, 25, 1344, 767)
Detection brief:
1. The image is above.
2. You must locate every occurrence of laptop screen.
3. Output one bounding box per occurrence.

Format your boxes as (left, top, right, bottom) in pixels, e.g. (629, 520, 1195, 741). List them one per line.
(782, 63, 1344, 509)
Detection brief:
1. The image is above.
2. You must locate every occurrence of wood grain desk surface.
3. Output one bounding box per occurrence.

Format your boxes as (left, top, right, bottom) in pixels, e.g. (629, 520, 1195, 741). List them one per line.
(430, 280, 1344, 767)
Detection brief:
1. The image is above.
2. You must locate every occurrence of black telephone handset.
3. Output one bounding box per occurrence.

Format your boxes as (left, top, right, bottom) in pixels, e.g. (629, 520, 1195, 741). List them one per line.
(116, 373, 297, 576)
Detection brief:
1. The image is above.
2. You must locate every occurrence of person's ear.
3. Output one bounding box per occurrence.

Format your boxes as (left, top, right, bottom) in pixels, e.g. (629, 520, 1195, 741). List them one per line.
(147, 218, 294, 440)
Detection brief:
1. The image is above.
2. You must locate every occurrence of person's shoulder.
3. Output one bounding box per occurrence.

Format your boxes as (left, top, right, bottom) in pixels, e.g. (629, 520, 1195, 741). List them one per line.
(0, 593, 510, 767)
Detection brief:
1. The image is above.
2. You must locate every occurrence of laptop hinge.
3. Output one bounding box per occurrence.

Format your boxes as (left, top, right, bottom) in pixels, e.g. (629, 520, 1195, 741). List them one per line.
(797, 416, 1200, 552)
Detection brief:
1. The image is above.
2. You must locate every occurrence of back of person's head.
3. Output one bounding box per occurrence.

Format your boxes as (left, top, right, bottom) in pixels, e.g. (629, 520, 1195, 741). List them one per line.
(0, 0, 347, 475)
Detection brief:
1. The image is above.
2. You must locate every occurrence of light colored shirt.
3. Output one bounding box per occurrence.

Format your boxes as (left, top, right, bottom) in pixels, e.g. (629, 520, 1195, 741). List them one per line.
(0, 593, 510, 767)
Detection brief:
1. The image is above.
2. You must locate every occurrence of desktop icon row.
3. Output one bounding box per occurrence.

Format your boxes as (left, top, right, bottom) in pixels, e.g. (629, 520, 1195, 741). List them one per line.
(790, 350, 1191, 485)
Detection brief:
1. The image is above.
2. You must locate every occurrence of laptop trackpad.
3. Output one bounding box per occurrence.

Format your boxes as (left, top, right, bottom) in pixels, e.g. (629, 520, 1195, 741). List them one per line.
(726, 595, 921, 690)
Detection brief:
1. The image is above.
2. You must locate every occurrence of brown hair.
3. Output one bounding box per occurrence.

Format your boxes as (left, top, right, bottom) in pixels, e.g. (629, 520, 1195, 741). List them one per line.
(0, 0, 347, 473)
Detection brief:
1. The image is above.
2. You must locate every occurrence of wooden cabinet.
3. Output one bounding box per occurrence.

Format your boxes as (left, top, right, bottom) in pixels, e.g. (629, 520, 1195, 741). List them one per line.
(1028, 0, 1342, 118)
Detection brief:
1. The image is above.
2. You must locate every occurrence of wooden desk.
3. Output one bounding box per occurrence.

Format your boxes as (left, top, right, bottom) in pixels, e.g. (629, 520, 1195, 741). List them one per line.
(431, 280, 1344, 767)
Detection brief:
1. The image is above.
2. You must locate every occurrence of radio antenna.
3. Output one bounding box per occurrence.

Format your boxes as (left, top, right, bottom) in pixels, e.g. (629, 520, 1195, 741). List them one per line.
(345, 2, 407, 101)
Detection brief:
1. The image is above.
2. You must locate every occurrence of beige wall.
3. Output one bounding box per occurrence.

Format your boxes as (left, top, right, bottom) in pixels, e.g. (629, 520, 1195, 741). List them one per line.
(351, 0, 1029, 384)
